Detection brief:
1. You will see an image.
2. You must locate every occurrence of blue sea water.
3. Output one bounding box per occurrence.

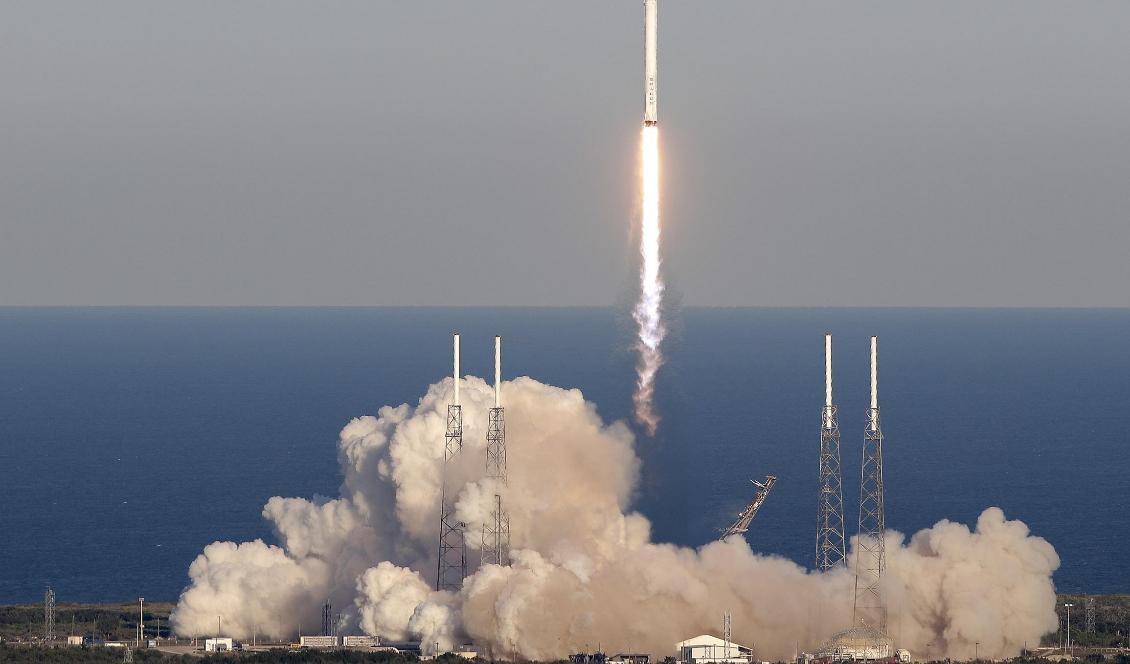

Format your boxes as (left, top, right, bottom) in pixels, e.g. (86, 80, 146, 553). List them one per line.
(0, 307, 1125, 603)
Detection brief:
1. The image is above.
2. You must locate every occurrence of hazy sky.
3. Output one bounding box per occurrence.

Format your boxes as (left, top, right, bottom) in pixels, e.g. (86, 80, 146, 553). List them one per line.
(2, 1, 1128, 306)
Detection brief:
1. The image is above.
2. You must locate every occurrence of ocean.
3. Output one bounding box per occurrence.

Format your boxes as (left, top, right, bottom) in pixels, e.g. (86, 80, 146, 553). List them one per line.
(0, 307, 1125, 603)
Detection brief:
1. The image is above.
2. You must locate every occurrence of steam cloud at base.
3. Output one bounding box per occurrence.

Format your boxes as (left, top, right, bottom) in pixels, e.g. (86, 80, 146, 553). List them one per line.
(171, 376, 1059, 660)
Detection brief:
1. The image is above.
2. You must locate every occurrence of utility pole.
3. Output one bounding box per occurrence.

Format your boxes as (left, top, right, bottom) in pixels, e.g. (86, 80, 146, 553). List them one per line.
(137, 597, 144, 648)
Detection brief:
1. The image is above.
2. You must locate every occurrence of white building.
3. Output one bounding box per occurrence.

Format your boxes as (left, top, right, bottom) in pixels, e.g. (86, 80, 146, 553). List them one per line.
(343, 635, 381, 648)
(205, 637, 234, 652)
(677, 634, 753, 664)
(300, 635, 341, 648)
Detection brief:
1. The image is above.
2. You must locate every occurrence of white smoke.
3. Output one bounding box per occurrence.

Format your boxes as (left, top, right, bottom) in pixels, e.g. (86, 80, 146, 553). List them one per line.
(171, 375, 1059, 660)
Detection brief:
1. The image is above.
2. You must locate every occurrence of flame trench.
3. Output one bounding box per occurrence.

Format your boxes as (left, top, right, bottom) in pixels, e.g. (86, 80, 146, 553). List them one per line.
(632, 124, 665, 435)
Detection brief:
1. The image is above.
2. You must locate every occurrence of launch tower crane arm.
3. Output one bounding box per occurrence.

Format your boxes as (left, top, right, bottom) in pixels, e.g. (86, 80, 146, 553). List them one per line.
(719, 475, 778, 541)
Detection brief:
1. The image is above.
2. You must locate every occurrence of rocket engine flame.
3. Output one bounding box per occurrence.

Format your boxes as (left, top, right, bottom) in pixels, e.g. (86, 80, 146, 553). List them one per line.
(632, 124, 665, 435)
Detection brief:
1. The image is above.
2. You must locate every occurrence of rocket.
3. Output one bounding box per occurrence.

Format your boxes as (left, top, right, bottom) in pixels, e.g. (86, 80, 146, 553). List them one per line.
(643, 0, 657, 126)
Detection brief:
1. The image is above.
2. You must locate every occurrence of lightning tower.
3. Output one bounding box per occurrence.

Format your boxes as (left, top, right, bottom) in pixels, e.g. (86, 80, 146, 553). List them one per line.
(436, 333, 467, 591)
(853, 336, 887, 631)
(45, 586, 56, 642)
(481, 335, 511, 566)
(816, 333, 847, 571)
(321, 600, 332, 637)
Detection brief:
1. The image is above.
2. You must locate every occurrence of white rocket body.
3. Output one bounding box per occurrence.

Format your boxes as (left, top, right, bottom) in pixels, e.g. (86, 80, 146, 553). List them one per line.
(643, 0, 658, 126)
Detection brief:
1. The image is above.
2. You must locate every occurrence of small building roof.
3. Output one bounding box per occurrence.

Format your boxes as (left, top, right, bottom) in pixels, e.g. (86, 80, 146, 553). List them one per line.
(676, 634, 752, 651)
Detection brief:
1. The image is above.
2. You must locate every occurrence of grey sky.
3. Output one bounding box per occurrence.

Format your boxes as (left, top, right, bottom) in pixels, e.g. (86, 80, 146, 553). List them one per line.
(1, 1, 1128, 306)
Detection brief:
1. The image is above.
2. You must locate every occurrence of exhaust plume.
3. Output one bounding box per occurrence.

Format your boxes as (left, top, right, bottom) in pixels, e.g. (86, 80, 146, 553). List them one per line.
(632, 124, 666, 435)
(171, 376, 1059, 660)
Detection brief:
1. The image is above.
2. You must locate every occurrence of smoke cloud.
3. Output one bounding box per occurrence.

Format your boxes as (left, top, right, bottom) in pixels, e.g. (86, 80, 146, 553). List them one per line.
(171, 376, 1059, 660)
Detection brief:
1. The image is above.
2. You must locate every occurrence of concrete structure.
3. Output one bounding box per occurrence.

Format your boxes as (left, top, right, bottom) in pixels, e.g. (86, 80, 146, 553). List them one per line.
(205, 637, 234, 652)
(66, 635, 83, 646)
(610, 654, 651, 664)
(301, 635, 341, 648)
(677, 634, 753, 664)
(343, 635, 381, 648)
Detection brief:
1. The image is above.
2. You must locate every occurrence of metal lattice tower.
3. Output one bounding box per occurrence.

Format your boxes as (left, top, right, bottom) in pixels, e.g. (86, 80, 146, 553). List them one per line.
(481, 335, 511, 567)
(817, 333, 847, 572)
(136, 597, 144, 648)
(436, 333, 467, 591)
(44, 587, 56, 642)
(853, 336, 887, 631)
(1085, 596, 1096, 633)
(721, 475, 777, 540)
(724, 612, 732, 658)
(321, 600, 332, 636)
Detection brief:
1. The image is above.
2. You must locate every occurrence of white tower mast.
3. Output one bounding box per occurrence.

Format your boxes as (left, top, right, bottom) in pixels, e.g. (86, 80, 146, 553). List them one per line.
(816, 334, 847, 570)
(854, 335, 887, 631)
(482, 335, 511, 566)
(436, 333, 466, 590)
